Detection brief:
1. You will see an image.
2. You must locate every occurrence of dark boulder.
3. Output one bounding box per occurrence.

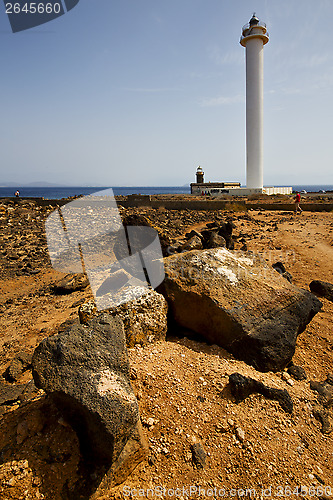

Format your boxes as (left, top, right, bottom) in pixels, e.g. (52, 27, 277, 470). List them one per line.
(313, 406, 332, 434)
(54, 273, 89, 294)
(206, 232, 226, 249)
(309, 280, 333, 302)
(229, 373, 293, 414)
(217, 221, 235, 249)
(191, 442, 207, 469)
(199, 221, 234, 250)
(185, 230, 203, 241)
(287, 364, 307, 381)
(181, 235, 203, 251)
(32, 313, 147, 484)
(0, 380, 31, 406)
(272, 262, 293, 283)
(310, 378, 333, 407)
(309, 375, 333, 434)
(160, 249, 322, 372)
(3, 350, 33, 382)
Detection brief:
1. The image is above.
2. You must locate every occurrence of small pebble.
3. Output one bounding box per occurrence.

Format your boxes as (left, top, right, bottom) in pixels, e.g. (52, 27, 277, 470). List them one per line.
(235, 427, 245, 442)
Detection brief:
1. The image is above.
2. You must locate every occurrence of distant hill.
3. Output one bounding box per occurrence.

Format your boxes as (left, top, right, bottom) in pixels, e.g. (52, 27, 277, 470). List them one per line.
(0, 182, 19, 187)
(0, 181, 70, 187)
(24, 181, 69, 187)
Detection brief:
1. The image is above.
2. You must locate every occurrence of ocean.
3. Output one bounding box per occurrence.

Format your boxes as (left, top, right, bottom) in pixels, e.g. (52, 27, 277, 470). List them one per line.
(0, 185, 332, 199)
(0, 186, 191, 199)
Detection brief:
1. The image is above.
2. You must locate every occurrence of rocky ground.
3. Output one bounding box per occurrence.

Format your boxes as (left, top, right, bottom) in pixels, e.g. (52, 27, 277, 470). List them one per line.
(0, 198, 332, 500)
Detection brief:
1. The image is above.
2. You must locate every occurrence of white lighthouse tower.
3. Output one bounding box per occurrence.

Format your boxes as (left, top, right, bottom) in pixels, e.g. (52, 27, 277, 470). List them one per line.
(189, 15, 292, 197)
(240, 13, 269, 189)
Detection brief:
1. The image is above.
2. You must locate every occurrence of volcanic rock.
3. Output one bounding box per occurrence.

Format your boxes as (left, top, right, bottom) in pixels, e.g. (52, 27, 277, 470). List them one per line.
(313, 406, 332, 434)
(217, 221, 235, 249)
(229, 373, 293, 414)
(159, 248, 322, 372)
(0, 380, 30, 406)
(310, 378, 333, 407)
(206, 232, 226, 249)
(309, 280, 333, 302)
(3, 350, 33, 382)
(181, 235, 203, 251)
(53, 273, 89, 294)
(272, 262, 293, 283)
(191, 442, 207, 468)
(287, 364, 307, 381)
(78, 299, 97, 324)
(32, 313, 148, 483)
(108, 290, 168, 347)
(185, 230, 203, 241)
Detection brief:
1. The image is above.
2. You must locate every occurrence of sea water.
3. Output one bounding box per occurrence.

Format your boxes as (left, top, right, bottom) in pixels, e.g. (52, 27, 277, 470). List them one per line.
(0, 185, 332, 199)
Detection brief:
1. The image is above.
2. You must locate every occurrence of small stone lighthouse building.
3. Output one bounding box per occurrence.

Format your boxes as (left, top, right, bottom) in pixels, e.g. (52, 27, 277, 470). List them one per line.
(190, 166, 241, 195)
(196, 166, 204, 184)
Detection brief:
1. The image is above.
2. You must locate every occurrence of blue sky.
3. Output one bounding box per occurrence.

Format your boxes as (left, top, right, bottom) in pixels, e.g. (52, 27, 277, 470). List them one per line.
(0, 0, 332, 186)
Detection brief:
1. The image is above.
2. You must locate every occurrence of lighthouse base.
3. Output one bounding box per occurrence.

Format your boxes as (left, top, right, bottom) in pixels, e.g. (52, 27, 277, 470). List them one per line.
(221, 187, 292, 196)
(190, 184, 292, 197)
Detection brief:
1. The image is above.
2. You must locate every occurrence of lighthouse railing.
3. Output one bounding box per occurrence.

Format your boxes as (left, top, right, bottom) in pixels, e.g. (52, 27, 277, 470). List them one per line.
(242, 21, 267, 32)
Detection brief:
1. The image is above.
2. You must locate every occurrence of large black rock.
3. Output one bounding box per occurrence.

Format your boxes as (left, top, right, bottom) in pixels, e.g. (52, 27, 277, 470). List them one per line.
(160, 249, 323, 372)
(229, 373, 293, 414)
(53, 273, 89, 294)
(309, 280, 333, 302)
(32, 313, 147, 483)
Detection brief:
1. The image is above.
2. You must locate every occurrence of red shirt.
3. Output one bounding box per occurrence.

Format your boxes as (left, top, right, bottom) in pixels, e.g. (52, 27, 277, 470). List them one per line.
(295, 193, 301, 202)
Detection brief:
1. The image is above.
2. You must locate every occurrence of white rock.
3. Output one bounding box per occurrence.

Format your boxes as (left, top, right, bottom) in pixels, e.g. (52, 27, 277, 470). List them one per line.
(235, 427, 245, 442)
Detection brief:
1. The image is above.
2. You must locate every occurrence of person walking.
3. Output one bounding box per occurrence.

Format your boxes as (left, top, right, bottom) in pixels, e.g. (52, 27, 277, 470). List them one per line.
(294, 192, 303, 214)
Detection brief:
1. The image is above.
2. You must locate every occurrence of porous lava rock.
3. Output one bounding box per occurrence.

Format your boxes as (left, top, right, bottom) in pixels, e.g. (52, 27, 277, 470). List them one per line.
(3, 350, 33, 382)
(309, 280, 333, 302)
(32, 313, 147, 485)
(229, 373, 293, 414)
(78, 290, 168, 347)
(206, 232, 227, 249)
(159, 248, 322, 372)
(191, 442, 207, 469)
(181, 235, 203, 251)
(272, 262, 293, 283)
(0, 380, 30, 406)
(108, 290, 168, 347)
(287, 364, 307, 381)
(53, 273, 89, 294)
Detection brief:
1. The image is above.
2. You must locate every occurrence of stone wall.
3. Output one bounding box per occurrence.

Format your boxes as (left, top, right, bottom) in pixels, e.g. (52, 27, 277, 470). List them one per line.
(2, 197, 333, 212)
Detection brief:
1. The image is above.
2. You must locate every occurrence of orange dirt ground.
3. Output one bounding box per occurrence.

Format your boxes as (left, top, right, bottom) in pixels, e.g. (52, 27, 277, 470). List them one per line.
(0, 204, 332, 500)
